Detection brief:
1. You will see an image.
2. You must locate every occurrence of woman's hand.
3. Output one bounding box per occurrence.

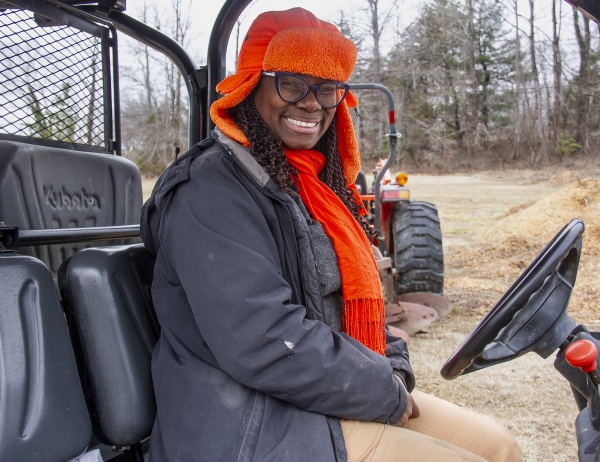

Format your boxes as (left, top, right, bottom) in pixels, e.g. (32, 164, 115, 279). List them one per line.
(395, 384, 420, 427)
(396, 376, 421, 427)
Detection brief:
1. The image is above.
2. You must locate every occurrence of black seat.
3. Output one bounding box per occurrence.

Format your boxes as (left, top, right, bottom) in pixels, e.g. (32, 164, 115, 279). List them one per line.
(0, 140, 143, 278)
(59, 244, 158, 458)
(356, 170, 369, 195)
(0, 254, 91, 461)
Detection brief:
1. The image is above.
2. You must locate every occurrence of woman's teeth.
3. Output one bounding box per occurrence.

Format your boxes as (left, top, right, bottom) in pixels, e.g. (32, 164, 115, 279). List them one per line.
(286, 117, 318, 128)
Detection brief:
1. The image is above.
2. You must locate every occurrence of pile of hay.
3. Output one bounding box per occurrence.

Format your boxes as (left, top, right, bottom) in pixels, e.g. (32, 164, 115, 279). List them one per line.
(476, 178, 600, 253)
(548, 170, 580, 187)
(448, 178, 600, 319)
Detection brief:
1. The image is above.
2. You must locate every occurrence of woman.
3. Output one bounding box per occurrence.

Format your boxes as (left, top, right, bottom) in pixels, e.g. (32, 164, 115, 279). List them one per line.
(141, 8, 522, 462)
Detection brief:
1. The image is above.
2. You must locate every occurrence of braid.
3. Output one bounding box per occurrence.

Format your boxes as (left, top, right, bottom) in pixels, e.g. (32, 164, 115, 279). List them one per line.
(230, 96, 377, 240)
(230, 97, 298, 194)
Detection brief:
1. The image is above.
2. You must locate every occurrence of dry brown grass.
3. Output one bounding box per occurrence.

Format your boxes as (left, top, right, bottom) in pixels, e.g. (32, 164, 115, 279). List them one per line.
(401, 171, 558, 247)
(404, 168, 600, 461)
(142, 178, 157, 203)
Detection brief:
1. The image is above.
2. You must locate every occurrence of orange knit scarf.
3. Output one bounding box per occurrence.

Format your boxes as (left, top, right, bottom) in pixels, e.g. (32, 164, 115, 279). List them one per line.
(284, 148, 386, 355)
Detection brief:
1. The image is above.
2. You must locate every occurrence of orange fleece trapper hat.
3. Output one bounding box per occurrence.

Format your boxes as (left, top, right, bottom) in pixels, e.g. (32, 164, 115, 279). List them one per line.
(210, 7, 361, 184)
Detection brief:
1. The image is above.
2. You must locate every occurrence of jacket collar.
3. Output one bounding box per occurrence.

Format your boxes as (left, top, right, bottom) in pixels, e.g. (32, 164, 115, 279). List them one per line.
(213, 127, 271, 187)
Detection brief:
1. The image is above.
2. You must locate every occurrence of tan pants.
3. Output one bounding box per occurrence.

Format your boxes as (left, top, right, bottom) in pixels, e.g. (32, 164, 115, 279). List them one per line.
(341, 390, 523, 462)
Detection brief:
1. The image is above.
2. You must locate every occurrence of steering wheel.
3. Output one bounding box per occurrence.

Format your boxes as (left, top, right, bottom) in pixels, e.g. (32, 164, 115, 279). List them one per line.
(441, 218, 585, 380)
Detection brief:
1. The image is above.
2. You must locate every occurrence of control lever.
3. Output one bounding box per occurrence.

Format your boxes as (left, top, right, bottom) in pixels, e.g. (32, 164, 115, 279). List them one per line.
(566, 340, 600, 392)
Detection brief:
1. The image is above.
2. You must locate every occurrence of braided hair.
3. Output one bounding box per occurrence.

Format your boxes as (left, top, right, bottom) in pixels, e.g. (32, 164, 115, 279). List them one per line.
(230, 95, 377, 240)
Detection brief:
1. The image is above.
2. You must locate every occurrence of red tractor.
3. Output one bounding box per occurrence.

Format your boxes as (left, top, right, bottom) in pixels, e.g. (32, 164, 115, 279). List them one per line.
(350, 84, 443, 303)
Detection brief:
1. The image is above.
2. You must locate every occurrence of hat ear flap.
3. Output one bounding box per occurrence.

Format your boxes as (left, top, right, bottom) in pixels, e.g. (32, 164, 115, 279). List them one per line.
(210, 72, 262, 147)
(345, 90, 358, 108)
(336, 100, 361, 185)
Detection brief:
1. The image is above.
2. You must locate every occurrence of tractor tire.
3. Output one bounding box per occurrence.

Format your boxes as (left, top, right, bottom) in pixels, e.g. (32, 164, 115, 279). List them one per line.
(392, 200, 444, 295)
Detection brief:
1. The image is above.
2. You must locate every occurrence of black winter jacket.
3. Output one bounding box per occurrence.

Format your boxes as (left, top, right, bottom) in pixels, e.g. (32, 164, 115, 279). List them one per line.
(140, 129, 415, 462)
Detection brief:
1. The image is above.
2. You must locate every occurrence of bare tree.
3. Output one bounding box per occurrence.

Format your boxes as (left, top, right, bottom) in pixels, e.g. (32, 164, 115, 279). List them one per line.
(86, 54, 99, 144)
(573, 7, 591, 153)
(361, 0, 398, 83)
(466, 0, 478, 129)
(527, 0, 547, 164)
(551, 0, 562, 149)
(506, 0, 524, 160)
(348, 0, 399, 160)
(120, 0, 195, 175)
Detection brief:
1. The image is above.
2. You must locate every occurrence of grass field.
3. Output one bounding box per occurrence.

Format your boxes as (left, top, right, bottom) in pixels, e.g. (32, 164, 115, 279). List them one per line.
(142, 178, 157, 203)
(403, 172, 557, 246)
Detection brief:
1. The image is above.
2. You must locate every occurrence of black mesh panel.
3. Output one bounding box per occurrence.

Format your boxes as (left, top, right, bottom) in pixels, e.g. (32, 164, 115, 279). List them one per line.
(0, 9, 105, 147)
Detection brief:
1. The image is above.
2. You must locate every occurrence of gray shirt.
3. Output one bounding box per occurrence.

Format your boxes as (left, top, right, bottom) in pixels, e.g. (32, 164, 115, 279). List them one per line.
(290, 193, 344, 332)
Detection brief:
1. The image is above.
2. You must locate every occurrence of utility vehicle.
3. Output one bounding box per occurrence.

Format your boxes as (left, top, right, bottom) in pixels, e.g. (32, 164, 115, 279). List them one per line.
(0, 0, 599, 461)
(0, 1, 435, 458)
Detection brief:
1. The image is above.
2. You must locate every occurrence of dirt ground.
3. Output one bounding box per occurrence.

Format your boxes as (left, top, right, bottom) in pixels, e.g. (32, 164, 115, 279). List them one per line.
(143, 166, 600, 460)
(405, 167, 600, 461)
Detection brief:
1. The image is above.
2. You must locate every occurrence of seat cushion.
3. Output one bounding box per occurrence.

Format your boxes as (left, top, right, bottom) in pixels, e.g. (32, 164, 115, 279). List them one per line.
(59, 244, 158, 446)
(0, 254, 91, 462)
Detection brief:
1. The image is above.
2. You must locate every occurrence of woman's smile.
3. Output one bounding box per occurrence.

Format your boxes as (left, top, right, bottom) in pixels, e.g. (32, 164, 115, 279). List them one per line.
(282, 116, 321, 135)
(284, 117, 319, 129)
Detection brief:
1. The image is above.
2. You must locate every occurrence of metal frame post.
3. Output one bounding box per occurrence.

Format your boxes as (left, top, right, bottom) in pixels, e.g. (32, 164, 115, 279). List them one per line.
(349, 83, 401, 254)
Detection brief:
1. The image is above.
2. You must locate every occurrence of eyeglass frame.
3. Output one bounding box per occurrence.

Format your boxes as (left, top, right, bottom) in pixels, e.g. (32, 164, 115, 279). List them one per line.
(261, 71, 350, 109)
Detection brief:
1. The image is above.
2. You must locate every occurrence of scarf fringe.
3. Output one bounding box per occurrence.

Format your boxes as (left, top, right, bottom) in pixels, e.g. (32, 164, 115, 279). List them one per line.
(342, 298, 387, 356)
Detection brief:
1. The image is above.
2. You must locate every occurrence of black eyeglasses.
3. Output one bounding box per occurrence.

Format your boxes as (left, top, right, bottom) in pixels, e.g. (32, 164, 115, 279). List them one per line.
(262, 72, 350, 109)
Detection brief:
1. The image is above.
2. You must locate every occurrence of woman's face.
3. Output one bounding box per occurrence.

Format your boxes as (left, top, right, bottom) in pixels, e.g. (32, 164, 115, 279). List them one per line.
(253, 74, 336, 150)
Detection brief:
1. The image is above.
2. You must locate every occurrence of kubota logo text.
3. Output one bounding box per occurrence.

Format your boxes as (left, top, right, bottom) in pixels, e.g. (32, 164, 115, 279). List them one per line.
(44, 187, 100, 210)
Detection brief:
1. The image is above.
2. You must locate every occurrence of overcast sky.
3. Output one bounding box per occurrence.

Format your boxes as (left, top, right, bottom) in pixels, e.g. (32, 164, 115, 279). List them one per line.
(121, 0, 420, 72)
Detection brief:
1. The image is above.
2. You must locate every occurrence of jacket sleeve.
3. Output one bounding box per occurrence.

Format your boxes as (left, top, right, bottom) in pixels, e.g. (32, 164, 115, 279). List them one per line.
(385, 329, 416, 392)
(160, 154, 407, 424)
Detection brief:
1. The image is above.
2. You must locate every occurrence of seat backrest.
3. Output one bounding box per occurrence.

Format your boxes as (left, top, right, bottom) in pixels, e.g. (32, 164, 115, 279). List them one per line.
(59, 244, 158, 446)
(0, 140, 143, 277)
(0, 254, 92, 461)
(356, 170, 369, 195)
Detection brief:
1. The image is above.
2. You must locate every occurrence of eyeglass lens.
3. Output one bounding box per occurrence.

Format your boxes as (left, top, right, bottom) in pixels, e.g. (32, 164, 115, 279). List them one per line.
(277, 74, 347, 108)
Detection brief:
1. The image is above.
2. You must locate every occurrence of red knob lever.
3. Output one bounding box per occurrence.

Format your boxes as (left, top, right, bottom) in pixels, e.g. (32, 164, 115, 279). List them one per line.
(565, 340, 598, 373)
